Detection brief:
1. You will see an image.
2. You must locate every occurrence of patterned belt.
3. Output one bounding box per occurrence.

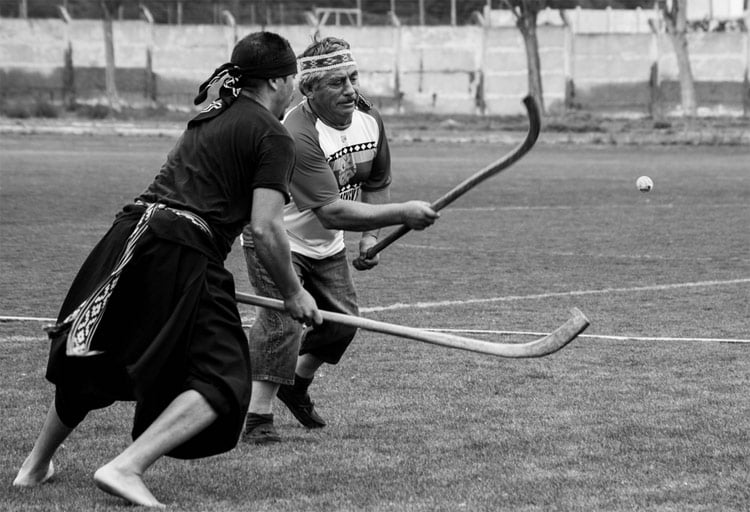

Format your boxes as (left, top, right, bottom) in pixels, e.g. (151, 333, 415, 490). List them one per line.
(63, 202, 211, 357)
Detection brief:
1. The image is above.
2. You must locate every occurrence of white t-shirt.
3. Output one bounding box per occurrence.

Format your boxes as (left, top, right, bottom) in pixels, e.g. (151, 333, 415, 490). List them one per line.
(281, 99, 392, 259)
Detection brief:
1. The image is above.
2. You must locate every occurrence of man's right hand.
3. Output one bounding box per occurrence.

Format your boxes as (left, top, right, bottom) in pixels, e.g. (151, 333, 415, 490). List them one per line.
(401, 201, 440, 230)
(284, 288, 323, 326)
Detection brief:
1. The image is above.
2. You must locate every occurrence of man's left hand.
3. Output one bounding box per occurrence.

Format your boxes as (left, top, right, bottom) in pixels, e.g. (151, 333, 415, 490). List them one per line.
(352, 235, 380, 271)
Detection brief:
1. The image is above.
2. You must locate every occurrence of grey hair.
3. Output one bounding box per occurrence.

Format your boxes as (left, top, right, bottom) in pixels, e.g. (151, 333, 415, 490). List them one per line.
(297, 36, 352, 96)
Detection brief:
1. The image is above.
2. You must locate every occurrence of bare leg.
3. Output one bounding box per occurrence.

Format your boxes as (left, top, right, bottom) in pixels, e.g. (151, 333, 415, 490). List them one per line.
(93, 389, 217, 509)
(248, 380, 280, 415)
(295, 353, 324, 379)
(13, 398, 73, 486)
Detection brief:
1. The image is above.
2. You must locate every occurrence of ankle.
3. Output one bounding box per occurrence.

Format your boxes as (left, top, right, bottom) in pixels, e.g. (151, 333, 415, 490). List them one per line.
(245, 413, 274, 428)
(292, 374, 313, 393)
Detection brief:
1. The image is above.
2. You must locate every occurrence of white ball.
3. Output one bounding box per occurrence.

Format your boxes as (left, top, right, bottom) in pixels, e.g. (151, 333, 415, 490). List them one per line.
(636, 176, 653, 192)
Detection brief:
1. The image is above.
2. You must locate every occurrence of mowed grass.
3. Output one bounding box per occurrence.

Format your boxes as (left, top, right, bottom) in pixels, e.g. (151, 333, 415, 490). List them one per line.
(1, 133, 749, 511)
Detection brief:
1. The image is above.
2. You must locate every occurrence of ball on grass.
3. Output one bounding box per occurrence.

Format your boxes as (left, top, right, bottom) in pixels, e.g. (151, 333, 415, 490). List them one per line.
(636, 176, 653, 192)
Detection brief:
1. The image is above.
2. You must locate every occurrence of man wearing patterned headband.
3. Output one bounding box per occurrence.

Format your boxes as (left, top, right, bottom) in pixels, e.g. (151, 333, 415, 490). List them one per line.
(241, 36, 439, 443)
(13, 31, 321, 508)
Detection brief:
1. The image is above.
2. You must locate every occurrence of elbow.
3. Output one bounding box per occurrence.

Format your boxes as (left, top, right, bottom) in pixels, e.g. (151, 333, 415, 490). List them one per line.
(249, 221, 275, 245)
(312, 206, 340, 230)
(317, 215, 337, 230)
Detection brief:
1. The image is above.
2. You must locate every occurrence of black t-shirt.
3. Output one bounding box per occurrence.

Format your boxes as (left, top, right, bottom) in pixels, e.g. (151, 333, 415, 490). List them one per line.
(138, 96, 295, 256)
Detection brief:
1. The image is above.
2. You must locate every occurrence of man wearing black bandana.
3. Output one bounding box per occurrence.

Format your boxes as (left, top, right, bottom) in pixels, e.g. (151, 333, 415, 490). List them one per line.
(13, 32, 321, 508)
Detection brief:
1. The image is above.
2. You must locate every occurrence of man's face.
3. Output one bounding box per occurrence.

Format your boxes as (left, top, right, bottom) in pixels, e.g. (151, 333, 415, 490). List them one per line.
(308, 65, 359, 127)
(272, 74, 296, 119)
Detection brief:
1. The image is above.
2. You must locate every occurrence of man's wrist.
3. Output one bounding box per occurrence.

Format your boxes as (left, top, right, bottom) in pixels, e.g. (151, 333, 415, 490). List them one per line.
(280, 285, 304, 301)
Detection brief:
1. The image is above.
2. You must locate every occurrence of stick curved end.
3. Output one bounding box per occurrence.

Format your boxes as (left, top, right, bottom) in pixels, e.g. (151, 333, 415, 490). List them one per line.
(521, 307, 589, 358)
(569, 307, 590, 328)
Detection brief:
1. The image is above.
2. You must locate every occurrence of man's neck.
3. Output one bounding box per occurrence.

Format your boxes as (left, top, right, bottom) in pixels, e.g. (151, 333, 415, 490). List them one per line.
(241, 89, 271, 112)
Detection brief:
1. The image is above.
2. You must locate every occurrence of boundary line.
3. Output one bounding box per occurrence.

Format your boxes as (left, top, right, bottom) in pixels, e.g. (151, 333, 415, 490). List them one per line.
(3, 320, 747, 345)
(360, 278, 750, 313)
(3, 278, 748, 344)
(448, 203, 750, 212)
(0, 316, 56, 323)
(421, 329, 750, 344)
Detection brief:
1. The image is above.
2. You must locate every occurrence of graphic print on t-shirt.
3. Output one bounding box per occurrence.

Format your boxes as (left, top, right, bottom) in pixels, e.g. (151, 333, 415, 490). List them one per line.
(325, 131, 378, 203)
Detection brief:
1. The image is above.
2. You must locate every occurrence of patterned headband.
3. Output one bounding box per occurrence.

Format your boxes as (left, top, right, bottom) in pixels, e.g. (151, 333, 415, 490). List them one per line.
(298, 49, 357, 78)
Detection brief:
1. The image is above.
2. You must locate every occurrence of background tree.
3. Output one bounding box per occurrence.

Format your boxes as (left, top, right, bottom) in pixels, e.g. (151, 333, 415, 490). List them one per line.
(495, 1, 661, 116)
(656, 0, 697, 117)
(101, 0, 121, 112)
(499, 0, 547, 114)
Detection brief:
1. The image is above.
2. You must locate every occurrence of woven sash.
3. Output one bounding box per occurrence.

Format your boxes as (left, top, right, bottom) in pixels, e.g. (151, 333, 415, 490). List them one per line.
(63, 203, 211, 357)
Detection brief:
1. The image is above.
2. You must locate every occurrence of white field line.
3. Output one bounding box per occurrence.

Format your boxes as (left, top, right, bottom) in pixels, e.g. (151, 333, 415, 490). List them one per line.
(4, 321, 747, 345)
(4, 278, 748, 344)
(5, 278, 749, 318)
(420, 329, 750, 344)
(0, 315, 259, 325)
(447, 203, 750, 212)
(0, 316, 56, 322)
(360, 278, 750, 313)
(394, 244, 750, 263)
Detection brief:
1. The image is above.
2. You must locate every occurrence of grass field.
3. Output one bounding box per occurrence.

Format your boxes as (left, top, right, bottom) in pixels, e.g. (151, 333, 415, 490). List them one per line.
(1, 133, 749, 511)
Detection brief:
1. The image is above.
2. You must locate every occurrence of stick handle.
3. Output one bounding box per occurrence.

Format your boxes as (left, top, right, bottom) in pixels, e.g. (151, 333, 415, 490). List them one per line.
(364, 95, 540, 260)
(363, 225, 412, 259)
(235, 291, 588, 358)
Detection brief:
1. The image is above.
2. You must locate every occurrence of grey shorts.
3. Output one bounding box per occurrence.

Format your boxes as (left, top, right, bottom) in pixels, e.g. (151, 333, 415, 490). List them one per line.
(243, 246, 359, 384)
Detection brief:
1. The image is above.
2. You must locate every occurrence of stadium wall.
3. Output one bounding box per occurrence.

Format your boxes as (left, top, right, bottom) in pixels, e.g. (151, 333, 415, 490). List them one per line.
(0, 18, 747, 116)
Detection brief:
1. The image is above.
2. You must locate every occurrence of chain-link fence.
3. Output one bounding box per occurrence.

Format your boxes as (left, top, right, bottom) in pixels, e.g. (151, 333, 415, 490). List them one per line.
(0, 0, 509, 25)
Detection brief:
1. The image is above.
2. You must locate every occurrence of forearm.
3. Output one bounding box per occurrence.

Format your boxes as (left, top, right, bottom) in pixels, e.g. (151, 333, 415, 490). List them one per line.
(251, 224, 302, 300)
(360, 188, 391, 239)
(315, 200, 406, 231)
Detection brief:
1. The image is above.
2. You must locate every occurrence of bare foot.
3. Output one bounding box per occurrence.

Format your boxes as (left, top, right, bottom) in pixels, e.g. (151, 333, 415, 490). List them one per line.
(93, 464, 165, 508)
(13, 461, 55, 487)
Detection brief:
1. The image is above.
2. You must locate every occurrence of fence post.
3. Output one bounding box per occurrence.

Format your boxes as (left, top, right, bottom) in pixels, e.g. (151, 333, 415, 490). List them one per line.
(58, 5, 75, 109)
(222, 10, 237, 57)
(389, 11, 403, 113)
(743, 14, 749, 117)
(140, 5, 157, 104)
(647, 17, 662, 120)
(474, 9, 488, 115)
(560, 9, 574, 112)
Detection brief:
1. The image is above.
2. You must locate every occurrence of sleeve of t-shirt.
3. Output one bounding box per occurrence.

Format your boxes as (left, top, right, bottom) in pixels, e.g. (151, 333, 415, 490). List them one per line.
(289, 128, 340, 211)
(362, 109, 392, 192)
(252, 133, 295, 204)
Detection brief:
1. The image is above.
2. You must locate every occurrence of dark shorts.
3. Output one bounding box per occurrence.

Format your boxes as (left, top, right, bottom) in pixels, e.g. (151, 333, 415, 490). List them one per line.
(47, 206, 251, 459)
(244, 246, 358, 384)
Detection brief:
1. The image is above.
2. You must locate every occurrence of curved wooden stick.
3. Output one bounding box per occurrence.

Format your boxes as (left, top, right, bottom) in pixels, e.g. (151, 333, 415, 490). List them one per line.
(364, 95, 541, 260)
(236, 292, 588, 359)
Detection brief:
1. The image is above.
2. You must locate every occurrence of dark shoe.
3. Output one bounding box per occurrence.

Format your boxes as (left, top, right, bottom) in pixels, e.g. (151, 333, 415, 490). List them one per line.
(277, 384, 327, 429)
(242, 413, 281, 444)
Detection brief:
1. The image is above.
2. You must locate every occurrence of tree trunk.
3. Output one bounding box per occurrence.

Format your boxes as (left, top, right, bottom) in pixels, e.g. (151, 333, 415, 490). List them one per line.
(662, 0, 696, 117)
(671, 33, 697, 116)
(101, 1, 121, 113)
(517, 9, 545, 114)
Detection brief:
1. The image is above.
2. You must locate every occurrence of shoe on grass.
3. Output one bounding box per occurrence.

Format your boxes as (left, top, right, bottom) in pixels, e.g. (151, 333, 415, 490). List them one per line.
(277, 384, 327, 429)
(242, 413, 281, 444)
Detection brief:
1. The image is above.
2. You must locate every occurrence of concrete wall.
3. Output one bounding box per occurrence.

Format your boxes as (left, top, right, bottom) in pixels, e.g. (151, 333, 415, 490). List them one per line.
(572, 33, 654, 113)
(657, 31, 748, 114)
(0, 17, 748, 116)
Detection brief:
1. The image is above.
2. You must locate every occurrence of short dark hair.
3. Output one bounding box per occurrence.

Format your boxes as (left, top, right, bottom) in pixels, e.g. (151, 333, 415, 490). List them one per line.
(231, 32, 293, 69)
(231, 31, 296, 90)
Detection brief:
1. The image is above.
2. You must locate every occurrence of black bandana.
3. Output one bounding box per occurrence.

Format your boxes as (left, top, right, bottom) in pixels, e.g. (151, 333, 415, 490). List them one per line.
(188, 52, 297, 129)
(187, 75, 242, 129)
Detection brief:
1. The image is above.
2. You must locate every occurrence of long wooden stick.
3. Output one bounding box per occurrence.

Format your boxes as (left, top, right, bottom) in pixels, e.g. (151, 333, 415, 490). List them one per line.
(236, 292, 588, 359)
(364, 95, 541, 260)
